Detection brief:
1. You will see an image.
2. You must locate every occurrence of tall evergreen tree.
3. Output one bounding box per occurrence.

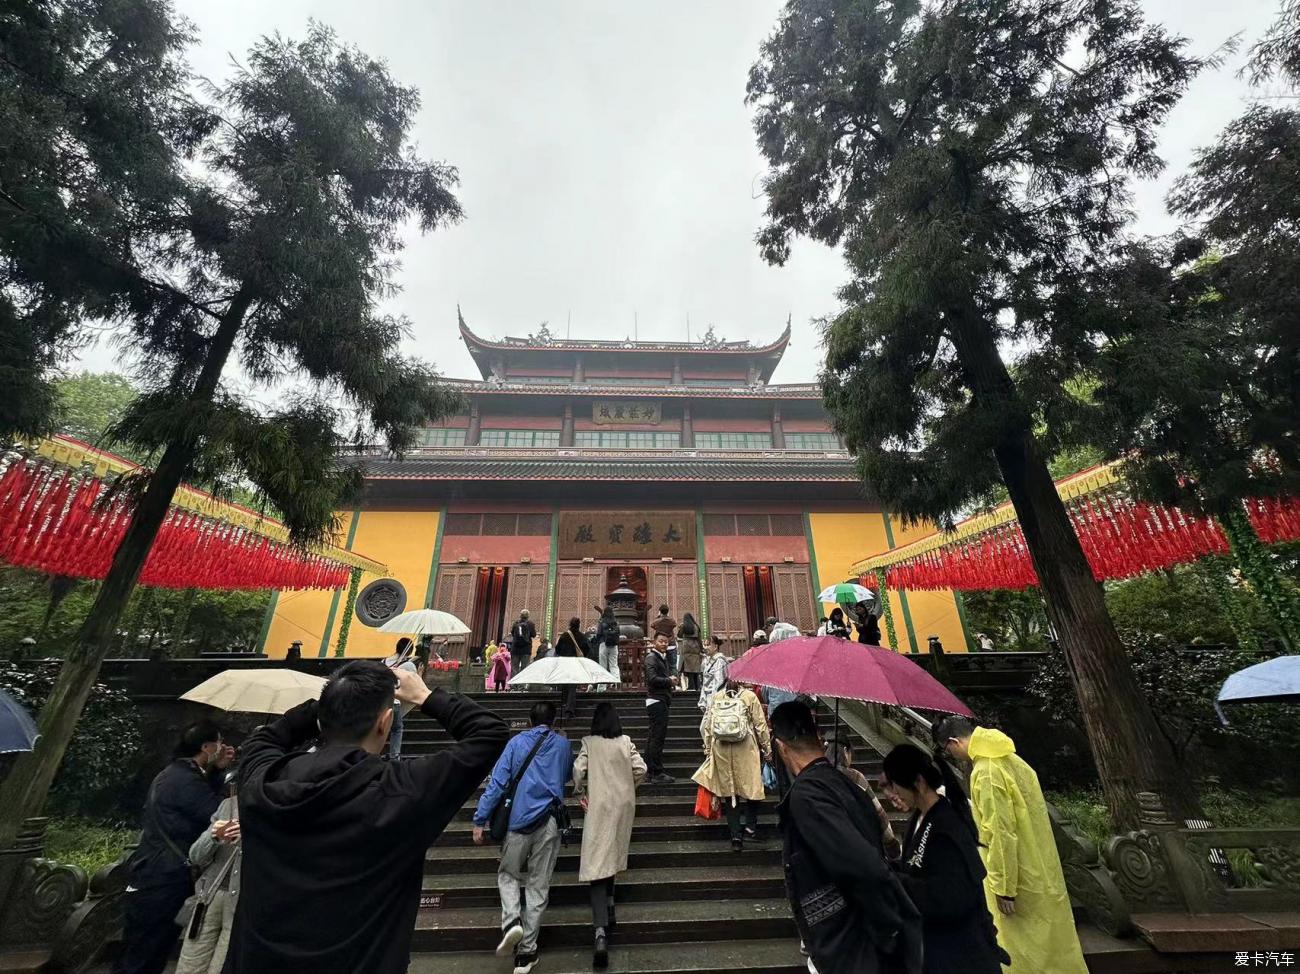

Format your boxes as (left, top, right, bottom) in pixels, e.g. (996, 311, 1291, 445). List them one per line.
(0, 0, 205, 438)
(748, 0, 1206, 826)
(1080, 0, 1300, 647)
(0, 22, 462, 842)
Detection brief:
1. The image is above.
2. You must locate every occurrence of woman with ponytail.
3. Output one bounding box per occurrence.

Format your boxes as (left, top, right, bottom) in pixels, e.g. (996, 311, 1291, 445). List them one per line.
(881, 744, 1006, 974)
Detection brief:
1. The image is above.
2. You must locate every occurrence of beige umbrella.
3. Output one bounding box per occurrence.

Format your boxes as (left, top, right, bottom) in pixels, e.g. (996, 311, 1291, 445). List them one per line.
(181, 668, 328, 715)
(378, 609, 471, 636)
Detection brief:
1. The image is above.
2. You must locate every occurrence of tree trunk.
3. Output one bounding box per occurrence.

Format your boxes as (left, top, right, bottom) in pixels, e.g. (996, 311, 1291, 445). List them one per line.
(949, 308, 1202, 830)
(0, 292, 252, 846)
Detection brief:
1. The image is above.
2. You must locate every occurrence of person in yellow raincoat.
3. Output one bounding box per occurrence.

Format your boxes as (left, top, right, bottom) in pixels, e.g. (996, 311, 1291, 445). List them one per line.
(934, 717, 1087, 974)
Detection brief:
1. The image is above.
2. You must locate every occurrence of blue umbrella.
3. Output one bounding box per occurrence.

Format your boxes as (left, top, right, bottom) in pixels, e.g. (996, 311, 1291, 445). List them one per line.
(1216, 655, 1300, 724)
(0, 688, 40, 754)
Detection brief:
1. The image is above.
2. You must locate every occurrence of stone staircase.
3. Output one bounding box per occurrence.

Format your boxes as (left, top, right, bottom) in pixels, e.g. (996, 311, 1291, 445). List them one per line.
(404, 689, 880, 973)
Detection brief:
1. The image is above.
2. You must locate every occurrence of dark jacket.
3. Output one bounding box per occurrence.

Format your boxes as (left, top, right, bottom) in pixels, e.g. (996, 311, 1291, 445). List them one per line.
(224, 689, 508, 974)
(779, 758, 922, 974)
(643, 647, 674, 704)
(556, 629, 590, 657)
(596, 616, 621, 647)
(676, 632, 703, 673)
(510, 619, 536, 654)
(894, 798, 1004, 974)
(128, 758, 224, 889)
(650, 615, 676, 640)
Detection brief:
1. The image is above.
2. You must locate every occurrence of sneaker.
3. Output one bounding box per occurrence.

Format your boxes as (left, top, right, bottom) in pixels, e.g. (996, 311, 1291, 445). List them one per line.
(513, 951, 539, 974)
(496, 923, 524, 957)
(731, 838, 744, 853)
(593, 930, 609, 969)
(649, 772, 676, 785)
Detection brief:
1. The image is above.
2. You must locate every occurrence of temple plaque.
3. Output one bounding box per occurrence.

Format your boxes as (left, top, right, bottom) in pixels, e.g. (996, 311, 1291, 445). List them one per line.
(593, 401, 661, 425)
(559, 511, 695, 560)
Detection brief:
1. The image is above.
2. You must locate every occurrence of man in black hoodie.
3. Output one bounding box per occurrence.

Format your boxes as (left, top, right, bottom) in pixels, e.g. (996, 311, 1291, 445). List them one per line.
(223, 660, 508, 974)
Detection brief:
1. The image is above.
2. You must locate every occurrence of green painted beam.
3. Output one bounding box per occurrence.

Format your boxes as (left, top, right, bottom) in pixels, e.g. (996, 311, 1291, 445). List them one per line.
(953, 590, 976, 651)
(318, 505, 362, 658)
(802, 511, 823, 624)
(881, 512, 919, 654)
(255, 590, 279, 655)
(544, 510, 559, 640)
(423, 506, 448, 608)
(695, 510, 710, 639)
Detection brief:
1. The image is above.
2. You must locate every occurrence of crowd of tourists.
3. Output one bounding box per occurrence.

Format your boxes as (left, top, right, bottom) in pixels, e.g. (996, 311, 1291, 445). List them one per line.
(117, 601, 1087, 974)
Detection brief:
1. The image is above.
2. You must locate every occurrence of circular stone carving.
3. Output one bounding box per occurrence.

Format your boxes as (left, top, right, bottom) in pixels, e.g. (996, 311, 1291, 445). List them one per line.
(356, 578, 407, 627)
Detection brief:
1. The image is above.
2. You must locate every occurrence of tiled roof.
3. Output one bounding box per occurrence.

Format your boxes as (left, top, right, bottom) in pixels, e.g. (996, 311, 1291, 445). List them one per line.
(439, 377, 823, 400)
(458, 310, 791, 357)
(353, 452, 860, 483)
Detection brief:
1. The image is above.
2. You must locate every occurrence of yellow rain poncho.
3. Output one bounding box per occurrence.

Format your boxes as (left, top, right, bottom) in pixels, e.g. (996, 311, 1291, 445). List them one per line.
(967, 727, 1087, 974)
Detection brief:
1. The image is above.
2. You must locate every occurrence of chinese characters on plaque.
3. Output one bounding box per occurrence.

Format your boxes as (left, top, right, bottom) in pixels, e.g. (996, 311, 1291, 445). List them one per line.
(592, 401, 661, 425)
(558, 511, 695, 559)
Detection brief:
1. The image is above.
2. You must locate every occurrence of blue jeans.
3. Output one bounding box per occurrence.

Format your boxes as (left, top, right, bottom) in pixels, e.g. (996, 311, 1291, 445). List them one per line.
(389, 701, 404, 759)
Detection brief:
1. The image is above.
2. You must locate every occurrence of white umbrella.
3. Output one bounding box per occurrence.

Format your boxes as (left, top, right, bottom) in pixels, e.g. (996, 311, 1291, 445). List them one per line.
(181, 669, 327, 715)
(817, 582, 875, 605)
(509, 657, 619, 686)
(378, 609, 471, 636)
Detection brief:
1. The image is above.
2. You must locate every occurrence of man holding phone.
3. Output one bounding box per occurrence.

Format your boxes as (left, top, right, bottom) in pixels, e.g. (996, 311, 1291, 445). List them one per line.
(225, 659, 508, 973)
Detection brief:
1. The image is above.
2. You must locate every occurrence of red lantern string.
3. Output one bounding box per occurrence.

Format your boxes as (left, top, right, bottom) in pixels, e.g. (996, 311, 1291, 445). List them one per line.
(885, 487, 1295, 592)
(0, 458, 354, 591)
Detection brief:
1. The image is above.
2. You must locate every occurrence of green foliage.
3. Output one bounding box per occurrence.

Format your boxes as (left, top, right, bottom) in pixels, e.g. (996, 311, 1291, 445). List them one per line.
(0, 0, 206, 440)
(962, 589, 1050, 651)
(0, 565, 269, 657)
(0, 660, 143, 816)
(52, 371, 138, 444)
(1028, 633, 1300, 765)
(43, 816, 135, 875)
(748, 0, 1203, 526)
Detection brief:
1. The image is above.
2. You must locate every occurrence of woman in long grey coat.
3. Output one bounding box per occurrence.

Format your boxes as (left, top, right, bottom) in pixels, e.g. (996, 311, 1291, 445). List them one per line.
(572, 701, 647, 968)
(176, 788, 241, 974)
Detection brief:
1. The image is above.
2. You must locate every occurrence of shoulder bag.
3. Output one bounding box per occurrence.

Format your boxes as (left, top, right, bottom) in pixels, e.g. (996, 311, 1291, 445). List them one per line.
(488, 730, 551, 842)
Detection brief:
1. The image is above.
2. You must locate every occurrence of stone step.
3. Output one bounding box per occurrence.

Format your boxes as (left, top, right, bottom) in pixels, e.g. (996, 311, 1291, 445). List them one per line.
(420, 863, 786, 909)
(410, 897, 796, 952)
(426, 837, 782, 875)
(436, 815, 776, 847)
(408, 939, 806, 973)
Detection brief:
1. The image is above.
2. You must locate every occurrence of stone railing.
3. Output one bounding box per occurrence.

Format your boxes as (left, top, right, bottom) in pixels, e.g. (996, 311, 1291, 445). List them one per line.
(0, 819, 91, 968)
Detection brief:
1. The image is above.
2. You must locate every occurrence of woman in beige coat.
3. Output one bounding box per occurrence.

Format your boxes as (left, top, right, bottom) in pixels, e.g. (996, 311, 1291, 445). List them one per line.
(692, 681, 771, 851)
(572, 700, 647, 968)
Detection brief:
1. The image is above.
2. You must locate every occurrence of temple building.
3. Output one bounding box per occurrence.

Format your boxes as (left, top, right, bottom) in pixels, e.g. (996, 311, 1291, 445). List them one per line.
(259, 312, 971, 658)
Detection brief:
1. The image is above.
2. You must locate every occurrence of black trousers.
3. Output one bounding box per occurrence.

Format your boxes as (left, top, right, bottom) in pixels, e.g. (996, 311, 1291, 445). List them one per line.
(561, 684, 578, 717)
(113, 880, 188, 974)
(511, 651, 530, 681)
(645, 700, 669, 776)
(589, 876, 616, 929)
(684, 671, 700, 691)
(724, 798, 762, 841)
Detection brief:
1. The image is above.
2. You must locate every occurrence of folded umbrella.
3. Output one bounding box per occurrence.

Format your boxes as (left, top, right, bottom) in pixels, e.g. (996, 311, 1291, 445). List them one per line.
(728, 634, 972, 716)
(181, 668, 328, 715)
(508, 656, 619, 686)
(1216, 655, 1300, 724)
(0, 689, 40, 754)
(378, 609, 471, 636)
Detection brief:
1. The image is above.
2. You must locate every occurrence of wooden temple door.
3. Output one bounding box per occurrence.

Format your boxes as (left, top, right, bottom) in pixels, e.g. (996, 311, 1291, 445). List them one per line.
(503, 566, 548, 656)
(470, 567, 509, 651)
(648, 563, 697, 628)
(773, 564, 817, 635)
(431, 565, 477, 660)
(706, 565, 747, 658)
(553, 564, 606, 639)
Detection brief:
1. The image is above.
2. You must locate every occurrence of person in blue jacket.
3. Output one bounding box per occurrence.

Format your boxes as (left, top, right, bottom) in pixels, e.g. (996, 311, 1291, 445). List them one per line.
(473, 700, 574, 974)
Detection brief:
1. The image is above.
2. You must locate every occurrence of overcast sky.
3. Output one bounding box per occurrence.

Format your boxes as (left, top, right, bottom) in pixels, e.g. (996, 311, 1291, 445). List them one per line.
(77, 0, 1280, 386)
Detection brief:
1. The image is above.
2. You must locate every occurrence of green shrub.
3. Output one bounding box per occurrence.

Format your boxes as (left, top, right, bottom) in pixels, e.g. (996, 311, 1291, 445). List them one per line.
(43, 816, 135, 876)
(0, 660, 145, 817)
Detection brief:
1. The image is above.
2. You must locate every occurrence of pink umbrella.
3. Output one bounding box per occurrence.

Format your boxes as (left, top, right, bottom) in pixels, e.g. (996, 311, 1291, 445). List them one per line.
(728, 635, 973, 716)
